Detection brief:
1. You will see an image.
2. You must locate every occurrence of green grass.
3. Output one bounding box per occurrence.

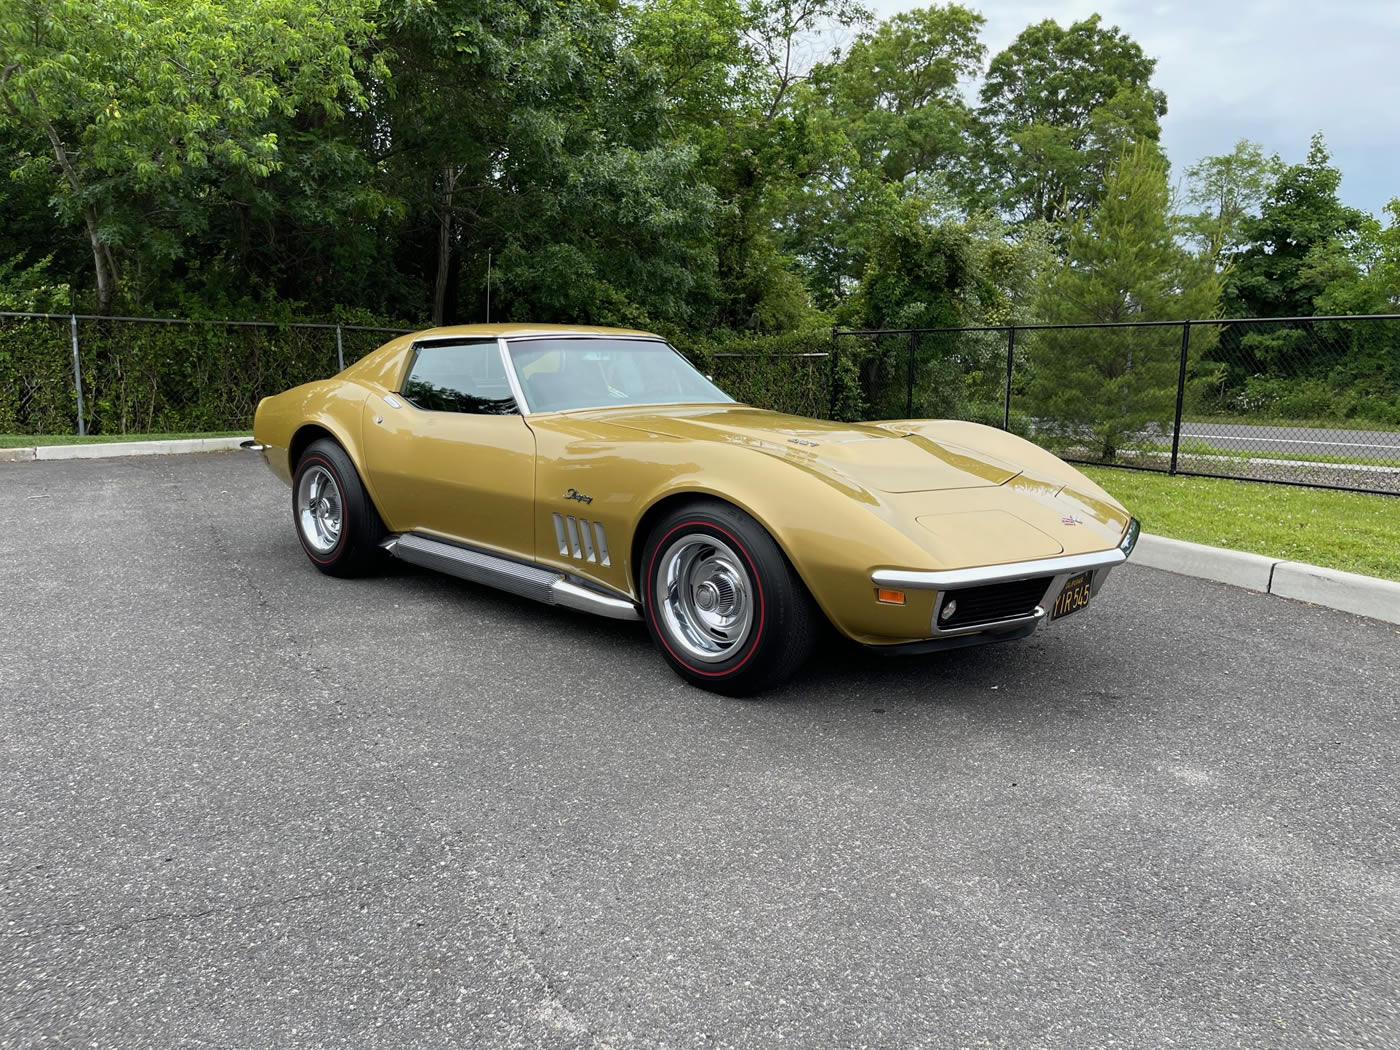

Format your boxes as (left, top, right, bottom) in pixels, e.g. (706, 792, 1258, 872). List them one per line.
(1184, 413, 1400, 433)
(1082, 465, 1400, 582)
(0, 430, 246, 448)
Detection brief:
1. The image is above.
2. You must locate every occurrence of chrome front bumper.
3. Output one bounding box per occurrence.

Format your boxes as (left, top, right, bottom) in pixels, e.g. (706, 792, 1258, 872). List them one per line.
(871, 517, 1141, 638)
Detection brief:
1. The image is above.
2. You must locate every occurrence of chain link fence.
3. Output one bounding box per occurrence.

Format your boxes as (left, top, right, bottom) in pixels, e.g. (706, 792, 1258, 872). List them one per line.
(706, 350, 833, 420)
(834, 315, 1400, 496)
(6, 309, 1397, 497)
(0, 312, 409, 435)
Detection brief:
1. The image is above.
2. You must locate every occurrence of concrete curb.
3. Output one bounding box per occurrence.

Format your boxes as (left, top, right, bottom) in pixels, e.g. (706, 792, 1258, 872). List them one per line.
(1133, 534, 1276, 592)
(1136, 532, 1400, 627)
(1270, 561, 1400, 625)
(2, 436, 251, 462)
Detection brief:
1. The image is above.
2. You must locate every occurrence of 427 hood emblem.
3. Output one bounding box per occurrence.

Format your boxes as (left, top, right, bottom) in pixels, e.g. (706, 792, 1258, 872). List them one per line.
(564, 488, 593, 504)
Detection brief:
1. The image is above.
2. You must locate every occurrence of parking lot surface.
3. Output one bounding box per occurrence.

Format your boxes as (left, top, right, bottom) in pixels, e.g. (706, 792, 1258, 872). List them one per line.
(3, 453, 1398, 1049)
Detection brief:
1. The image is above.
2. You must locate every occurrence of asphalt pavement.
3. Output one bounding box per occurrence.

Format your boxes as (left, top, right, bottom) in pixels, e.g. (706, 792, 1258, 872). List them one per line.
(1178, 421, 1400, 460)
(2, 453, 1398, 1049)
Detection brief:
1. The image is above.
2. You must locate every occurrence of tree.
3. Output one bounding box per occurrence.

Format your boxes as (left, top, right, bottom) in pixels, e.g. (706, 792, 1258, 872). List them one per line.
(0, 0, 383, 313)
(1180, 139, 1286, 264)
(976, 15, 1165, 225)
(639, 0, 870, 330)
(1227, 133, 1367, 319)
(1027, 144, 1221, 460)
(810, 5, 983, 188)
(788, 4, 984, 305)
(1319, 198, 1400, 316)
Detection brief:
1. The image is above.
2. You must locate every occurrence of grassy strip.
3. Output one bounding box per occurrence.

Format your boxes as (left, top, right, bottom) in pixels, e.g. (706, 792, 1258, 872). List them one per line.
(1184, 413, 1400, 433)
(1082, 465, 1400, 582)
(1132, 441, 1396, 468)
(0, 430, 246, 448)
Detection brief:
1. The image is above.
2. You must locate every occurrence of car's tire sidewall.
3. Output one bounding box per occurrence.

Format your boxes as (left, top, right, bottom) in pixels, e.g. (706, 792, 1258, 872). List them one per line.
(292, 439, 383, 577)
(641, 503, 815, 695)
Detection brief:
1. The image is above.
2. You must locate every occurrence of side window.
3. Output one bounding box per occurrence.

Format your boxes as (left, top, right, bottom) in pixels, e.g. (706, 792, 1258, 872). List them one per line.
(400, 342, 518, 415)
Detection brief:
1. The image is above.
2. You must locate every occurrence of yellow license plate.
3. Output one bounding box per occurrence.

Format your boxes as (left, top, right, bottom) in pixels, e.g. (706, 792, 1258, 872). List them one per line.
(1051, 572, 1092, 620)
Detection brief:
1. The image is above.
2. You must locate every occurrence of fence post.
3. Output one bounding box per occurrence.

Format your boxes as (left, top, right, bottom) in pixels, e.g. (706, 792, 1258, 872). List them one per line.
(1003, 326, 1016, 431)
(1169, 320, 1191, 475)
(828, 326, 839, 419)
(906, 331, 918, 417)
(335, 324, 345, 372)
(69, 313, 86, 437)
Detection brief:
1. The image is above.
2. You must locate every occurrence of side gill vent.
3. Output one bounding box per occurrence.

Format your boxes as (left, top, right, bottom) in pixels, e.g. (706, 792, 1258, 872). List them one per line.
(552, 513, 611, 566)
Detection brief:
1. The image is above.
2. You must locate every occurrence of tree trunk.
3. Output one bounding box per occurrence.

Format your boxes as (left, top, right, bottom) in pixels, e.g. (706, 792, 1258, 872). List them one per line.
(81, 205, 115, 315)
(3, 81, 118, 313)
(432, 166, 459, 326)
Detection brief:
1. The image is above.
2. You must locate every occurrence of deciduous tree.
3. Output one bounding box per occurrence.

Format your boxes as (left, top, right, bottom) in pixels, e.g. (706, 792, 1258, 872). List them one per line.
(976, 15, 1164, 225)
(0, 0, 383, 313)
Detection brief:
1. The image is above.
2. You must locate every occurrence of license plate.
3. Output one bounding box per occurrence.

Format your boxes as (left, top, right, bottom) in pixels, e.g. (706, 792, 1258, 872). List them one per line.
(1050, 572, 1092, 620)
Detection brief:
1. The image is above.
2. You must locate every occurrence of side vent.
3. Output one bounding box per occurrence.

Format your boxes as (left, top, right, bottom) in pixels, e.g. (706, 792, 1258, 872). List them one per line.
(552, 513, 611, 566)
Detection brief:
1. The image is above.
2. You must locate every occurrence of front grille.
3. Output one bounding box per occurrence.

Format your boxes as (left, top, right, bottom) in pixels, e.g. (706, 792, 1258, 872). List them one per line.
(938, 576, 1051, 630)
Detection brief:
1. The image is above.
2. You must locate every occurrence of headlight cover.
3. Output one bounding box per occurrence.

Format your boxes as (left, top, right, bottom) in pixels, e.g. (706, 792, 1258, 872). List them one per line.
(1119, 517, 1141, 558)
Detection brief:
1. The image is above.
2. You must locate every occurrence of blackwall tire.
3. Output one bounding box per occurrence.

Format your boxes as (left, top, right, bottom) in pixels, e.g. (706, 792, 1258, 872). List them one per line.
(292, 439, 385, 578)
(641, 500, 817, 696)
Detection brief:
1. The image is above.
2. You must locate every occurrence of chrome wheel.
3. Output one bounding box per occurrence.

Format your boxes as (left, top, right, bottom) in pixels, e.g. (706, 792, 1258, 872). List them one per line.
(656, 533, 755, 663)
(296, 464, 343, 554)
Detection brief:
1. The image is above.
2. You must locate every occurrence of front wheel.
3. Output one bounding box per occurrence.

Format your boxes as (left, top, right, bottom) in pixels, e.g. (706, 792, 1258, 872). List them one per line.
(292, 439, 385, 577)
(641, 501, 817, 696)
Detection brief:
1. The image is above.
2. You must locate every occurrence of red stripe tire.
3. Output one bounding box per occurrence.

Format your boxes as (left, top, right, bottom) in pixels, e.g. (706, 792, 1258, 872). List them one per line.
(640, 500, 817, 696)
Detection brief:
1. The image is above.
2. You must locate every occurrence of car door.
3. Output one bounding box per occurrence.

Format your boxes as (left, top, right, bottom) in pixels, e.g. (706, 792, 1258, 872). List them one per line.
(362, 338, 535, 559)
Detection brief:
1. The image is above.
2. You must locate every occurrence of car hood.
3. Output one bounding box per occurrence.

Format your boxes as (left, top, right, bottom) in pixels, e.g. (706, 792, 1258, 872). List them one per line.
(594, 404, 1022, 493)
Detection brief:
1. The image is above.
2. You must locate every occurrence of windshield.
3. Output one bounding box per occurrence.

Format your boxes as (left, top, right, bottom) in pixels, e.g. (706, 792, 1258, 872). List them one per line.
(508, 337, 734, 413)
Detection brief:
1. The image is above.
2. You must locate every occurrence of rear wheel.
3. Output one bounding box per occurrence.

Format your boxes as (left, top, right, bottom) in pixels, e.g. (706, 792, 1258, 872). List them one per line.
(641, 501, 817, 696)
(292, 439, 384, 577)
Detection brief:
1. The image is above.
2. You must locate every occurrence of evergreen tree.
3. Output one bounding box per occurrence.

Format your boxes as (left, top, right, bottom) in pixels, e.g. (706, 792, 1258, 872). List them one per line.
(1027, 144, 1221, 460)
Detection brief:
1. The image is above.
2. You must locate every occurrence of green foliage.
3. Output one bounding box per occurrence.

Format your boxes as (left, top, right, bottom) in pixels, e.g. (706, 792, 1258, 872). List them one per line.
(0, 0, 385, 313)
(0, 315, 409, 435)
(1027, 145, 1222, 460)
(1181, 139, 1286, 263)
(0, 253, 69, 312)
(0, 0, 1393, 444)
(0, 317, 75, 433)
(1081, 467, 1400, 583)
(856, 206, 976, 330)
(677, 328, 841, 418)
(976, 15, 1165, 225)
(1226, 134, 1367, 320)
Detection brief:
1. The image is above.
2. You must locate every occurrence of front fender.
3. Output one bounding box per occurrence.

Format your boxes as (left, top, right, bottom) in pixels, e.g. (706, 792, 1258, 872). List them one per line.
(628, 444, 946, 644)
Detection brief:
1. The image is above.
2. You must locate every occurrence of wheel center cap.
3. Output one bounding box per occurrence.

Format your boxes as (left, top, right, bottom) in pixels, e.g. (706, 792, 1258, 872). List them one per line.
(695, 581, 719, 611)
(318, 498, 331, 517)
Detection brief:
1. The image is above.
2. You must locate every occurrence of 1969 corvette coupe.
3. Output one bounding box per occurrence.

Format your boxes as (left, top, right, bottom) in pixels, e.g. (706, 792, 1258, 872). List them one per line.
(249, 324, 1139, 694)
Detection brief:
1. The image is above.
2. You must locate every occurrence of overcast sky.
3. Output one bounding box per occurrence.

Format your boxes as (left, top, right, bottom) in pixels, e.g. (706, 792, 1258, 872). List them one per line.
(866, 0, 1399, 218)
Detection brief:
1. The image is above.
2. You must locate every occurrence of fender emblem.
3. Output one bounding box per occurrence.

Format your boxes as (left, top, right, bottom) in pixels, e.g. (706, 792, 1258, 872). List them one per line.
(1062, 515, 1083, 526)
(565, 488, 593, 504)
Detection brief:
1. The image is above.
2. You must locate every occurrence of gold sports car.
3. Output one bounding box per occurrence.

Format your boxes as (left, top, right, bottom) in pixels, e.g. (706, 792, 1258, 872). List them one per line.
(249, 324, 1140, 694)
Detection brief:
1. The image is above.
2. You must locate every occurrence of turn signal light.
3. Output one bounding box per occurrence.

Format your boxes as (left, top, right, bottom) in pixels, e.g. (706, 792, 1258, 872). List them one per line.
(876, 588, 905, 605)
